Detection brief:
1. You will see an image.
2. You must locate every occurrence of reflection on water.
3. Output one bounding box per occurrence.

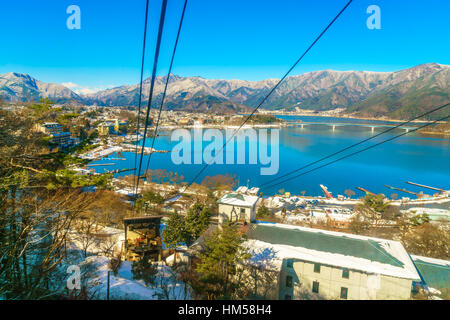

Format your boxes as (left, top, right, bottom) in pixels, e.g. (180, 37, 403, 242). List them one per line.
(91, 116, 449, 197)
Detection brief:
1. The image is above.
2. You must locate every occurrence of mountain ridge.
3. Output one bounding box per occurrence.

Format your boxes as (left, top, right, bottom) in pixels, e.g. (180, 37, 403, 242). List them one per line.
(1, 63, 448, 118)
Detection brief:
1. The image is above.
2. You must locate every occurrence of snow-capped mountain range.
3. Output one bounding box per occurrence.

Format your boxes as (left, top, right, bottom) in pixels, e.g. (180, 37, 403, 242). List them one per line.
(1, 63, 448, 118)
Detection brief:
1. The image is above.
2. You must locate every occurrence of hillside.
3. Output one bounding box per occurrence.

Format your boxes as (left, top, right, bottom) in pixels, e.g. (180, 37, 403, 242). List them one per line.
(0, 63, 448, 118)
(0, 72, 84, 104)
(347, 63, 449, 119)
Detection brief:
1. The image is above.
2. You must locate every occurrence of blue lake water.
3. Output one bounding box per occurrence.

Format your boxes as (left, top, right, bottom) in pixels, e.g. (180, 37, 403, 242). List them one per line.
(91, 116, 450, 197)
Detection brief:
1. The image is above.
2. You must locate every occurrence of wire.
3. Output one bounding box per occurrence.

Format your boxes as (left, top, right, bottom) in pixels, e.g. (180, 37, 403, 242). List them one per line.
(260, 102, 450, 187)
(261, 113, 450, 191)
(135, 0, 168, 195)
(132, 0, 150, 194)
(180, 0, 354, 194)
(144, 0, 188, 178)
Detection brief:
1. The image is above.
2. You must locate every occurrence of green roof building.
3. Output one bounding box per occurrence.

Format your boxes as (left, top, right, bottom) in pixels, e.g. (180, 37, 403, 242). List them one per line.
(245, 222, 421, 300)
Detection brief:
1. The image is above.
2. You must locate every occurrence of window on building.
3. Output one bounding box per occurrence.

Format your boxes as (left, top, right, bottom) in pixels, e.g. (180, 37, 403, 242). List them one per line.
(284, 294, 292, 300)
(286, 275, 293, 288)
(240, 208, 245, 214)
(286, 259, 293, 268)
(342, 268, 349, 279)
(312, 281, 319, 293)
(313, 263, 321, 273)
(340, 287, 348, 299)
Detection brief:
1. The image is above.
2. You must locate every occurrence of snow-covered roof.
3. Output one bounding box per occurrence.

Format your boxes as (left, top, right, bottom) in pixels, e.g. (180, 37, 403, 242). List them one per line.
(217, 193, 259, 207)
(245, 222, 421, 280)
(411, 255, 450, 267)
(411, 255, 450, 290)
(236, 186, 260, 195)
(236, 186, 248, 193)
(248, 187, 260, 195)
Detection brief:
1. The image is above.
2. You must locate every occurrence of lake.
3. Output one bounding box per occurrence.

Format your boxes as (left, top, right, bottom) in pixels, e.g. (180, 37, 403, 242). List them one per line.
(90, 116, 450, 198)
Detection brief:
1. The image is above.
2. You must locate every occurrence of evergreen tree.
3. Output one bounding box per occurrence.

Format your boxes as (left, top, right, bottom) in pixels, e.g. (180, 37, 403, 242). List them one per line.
(256, 205, 270, 219)
(162, 212, 188, 263)
(143, 190, 164, 204)
(185, 203, 212, 244)
(362, 193, 389, 213)
(131, 258, 158, 286)
(409, 213, 431, 226)
(353, 194, 393, 236)
(195, 223, 250, 299)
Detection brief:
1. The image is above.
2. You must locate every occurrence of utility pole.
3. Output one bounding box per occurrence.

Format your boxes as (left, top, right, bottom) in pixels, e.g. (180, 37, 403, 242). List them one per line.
(107, 271, 111, 300)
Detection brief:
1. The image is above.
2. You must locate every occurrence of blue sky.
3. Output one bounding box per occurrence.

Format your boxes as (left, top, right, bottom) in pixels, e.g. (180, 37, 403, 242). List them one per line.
(0, 0, 449, 93)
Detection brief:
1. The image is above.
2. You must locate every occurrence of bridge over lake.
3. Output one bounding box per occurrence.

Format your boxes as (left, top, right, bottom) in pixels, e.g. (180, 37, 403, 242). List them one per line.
(292, 121, 419, 132)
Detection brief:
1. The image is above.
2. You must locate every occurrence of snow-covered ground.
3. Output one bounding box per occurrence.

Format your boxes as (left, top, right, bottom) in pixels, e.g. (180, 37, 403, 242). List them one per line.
(80, 145, 122, 160)
(266, 193, 450, 209)
(274, 207, 354, 224)
(391, 195, 450, 206)
(81, 256, 191, 300)
(65, 223, 191, 300)
(401, 207, 450, 222)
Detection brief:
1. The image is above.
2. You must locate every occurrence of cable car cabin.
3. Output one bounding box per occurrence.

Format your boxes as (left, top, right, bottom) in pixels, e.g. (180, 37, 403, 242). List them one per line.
(123, 216, 163, 262)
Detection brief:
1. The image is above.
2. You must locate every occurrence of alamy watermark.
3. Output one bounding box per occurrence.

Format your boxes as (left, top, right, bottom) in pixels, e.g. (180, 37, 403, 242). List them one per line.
(66, 265, 81, 290)
(66, 5, 81, 30)
(366, 5, 381, 30)
(171, 127, 279, 175)
(65, 4, 381, 31)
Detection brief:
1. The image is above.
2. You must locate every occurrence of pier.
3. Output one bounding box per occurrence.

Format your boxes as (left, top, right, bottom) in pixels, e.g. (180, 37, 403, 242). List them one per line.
(121, 144, 169, 155)
(79, 144, 169, 161)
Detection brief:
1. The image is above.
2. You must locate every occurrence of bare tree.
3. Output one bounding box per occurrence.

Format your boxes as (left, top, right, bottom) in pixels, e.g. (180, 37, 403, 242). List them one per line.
(84, 190, 131, 226)
(73, 217, 100, 258)
(237, 248, 279, 299)
(403, 224, 450, 260)
(344, 189, 355, 199)
(0, 106, 110, 299)
(0, 189, 96, 299)
(348, 212, 371, 235)
(201, 174, 237, 191)
(99, 236, 118, 258)
(153, 265, 192, 300)
(171, 172, 184, 185)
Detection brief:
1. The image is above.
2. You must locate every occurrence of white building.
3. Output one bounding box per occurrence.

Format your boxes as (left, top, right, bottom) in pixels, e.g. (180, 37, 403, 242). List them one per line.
(217, 193, 259, 224)
(244, 222, 421, 300)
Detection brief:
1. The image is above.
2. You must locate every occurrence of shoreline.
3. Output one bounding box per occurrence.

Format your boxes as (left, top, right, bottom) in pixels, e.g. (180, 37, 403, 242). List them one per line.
(417, 130, 450, 137)
(236, 112, 450, 138)
(155, 120, 449, 138)
(267, 112, 436, 124)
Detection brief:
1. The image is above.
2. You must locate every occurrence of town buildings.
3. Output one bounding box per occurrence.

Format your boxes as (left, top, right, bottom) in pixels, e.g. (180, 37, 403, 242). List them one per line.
(97, 118, 128, 136)
(35, 122, 79, 149)
(35, 122, 63, 135)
